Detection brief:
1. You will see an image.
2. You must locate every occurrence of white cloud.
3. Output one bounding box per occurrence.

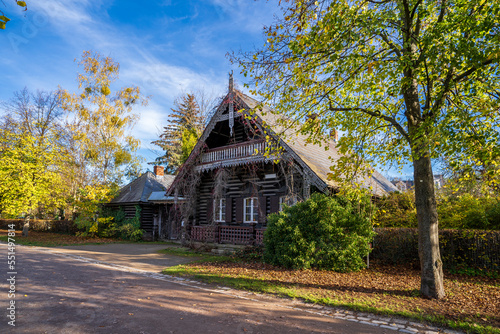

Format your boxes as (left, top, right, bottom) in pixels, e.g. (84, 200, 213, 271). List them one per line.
(208, 0, 277, 33)
(122, 49, 226, 100)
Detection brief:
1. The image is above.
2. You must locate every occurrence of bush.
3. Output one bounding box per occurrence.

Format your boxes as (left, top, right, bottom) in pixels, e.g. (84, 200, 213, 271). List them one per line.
(106, 206, 144, 241)
(485, 200, 500, 230)
(372, 228, 500, 274)
(374, 191, 417, 228)
(437, 194, 499, 229)
(264, 193, 375, 272)
(375, 191, 499, 230)
(77, 206, 144, 241)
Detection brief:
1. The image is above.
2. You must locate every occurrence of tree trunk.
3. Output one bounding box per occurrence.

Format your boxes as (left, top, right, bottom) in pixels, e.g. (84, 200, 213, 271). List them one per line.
(22, 216, 30, 237)
(413, 152, 445, 299)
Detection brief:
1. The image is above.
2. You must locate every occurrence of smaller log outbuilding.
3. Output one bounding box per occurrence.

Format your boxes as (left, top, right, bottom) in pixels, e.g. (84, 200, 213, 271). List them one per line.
(108, 166, 175, 240)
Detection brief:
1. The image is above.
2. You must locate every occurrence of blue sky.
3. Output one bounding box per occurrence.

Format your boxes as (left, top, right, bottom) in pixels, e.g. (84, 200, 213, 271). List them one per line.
(1, 0, 412, 179)
(1, 0, 277, 168)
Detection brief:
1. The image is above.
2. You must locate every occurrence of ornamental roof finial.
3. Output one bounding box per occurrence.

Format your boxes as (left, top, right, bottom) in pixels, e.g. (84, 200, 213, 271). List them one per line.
(229, 70, 234, 92)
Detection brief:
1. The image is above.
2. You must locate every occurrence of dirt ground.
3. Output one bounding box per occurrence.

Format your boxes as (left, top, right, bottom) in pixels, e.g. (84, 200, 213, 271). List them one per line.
(0, 243, 394, 334)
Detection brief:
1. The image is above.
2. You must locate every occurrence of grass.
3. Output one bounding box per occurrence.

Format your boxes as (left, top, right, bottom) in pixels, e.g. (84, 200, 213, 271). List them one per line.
(157, 247, 206, 257)
(162, 257, 500, 334)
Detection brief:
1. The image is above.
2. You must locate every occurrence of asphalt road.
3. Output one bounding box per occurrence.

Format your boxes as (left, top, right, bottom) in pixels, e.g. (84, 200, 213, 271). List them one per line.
(0, 243, 396, 334)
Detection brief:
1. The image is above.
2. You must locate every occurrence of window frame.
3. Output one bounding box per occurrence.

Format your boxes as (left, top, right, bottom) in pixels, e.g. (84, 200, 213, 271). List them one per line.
(243, 197, 258, 223)
(213, 198, 226, 222)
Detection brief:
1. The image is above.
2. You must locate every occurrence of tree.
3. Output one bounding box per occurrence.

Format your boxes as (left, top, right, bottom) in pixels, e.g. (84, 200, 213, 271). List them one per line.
(58, 51, 147, 224)
(151, 93, 207, 173)
(59, 50, 147, 185)
(0, 88, 66, 218)
(0, 1, 27, 30)
(231, 0, 500, 299)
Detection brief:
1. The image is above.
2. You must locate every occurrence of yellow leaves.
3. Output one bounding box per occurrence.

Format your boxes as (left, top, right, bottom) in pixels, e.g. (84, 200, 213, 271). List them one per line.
(367, 61, 378, 74)
(100, 85, 111, 96)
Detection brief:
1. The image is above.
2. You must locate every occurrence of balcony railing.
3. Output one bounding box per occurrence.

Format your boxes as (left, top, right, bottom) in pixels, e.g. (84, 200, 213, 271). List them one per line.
(201, 140, 266, 165)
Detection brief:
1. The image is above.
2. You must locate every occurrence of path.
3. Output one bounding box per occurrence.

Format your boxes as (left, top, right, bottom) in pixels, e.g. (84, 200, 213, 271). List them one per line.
(0, 243, 449, 333)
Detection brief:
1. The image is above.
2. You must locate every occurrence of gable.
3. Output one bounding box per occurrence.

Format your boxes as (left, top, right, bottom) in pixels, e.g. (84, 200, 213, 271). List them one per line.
(169, 88, 397, 197)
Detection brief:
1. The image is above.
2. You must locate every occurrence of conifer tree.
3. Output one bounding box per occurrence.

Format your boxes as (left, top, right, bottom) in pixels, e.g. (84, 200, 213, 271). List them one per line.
(152, 93, 205, 174)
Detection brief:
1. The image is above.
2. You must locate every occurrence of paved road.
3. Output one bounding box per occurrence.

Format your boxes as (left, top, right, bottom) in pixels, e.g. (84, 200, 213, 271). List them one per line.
(0, 243, 435, 334)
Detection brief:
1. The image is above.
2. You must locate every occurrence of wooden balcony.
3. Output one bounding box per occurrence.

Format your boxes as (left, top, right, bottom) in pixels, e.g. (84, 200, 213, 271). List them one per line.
(201, 140, 266, 165)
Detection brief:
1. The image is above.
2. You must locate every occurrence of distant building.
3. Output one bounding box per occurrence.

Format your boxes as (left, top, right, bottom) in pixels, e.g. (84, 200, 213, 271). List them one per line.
(391, 174, 445, 192)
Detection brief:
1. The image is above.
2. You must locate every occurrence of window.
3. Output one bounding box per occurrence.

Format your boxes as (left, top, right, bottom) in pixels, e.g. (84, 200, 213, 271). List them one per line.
(244, 197, 258, 223)
(279, 195, 298, 211)
(213, 198, 226, 222)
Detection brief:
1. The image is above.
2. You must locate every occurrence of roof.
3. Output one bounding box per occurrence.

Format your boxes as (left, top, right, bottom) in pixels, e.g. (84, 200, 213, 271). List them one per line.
(236, 91, 397, 196)
(147, 191, 182, 203)
(110, 171, 175, 204)
(170, 89, 397, 197)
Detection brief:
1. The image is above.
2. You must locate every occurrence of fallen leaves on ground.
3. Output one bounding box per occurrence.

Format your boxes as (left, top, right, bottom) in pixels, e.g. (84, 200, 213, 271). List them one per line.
(0, 229, 121, 246)
(176, 259, 499, 329)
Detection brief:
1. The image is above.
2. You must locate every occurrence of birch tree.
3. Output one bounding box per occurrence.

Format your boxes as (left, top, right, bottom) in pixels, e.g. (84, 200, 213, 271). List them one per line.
(59, 50, 147, 185)
(231, 0, 500, 299)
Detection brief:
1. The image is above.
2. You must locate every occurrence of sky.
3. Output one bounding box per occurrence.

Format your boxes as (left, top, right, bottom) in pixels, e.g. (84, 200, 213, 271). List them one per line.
(1, 0, 278, 169)
(0, 0, 412, 179)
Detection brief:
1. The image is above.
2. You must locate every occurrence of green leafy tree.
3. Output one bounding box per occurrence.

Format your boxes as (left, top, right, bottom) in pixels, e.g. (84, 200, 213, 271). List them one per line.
(151, 93, 206, 173)
(0, 130, 62, 218)
(0, 1, 27, 30)
(59, 50, 147, 222)
(180, 127, 199, 163)
(232, 0, 500, 298)
(0, 88, 66, 218)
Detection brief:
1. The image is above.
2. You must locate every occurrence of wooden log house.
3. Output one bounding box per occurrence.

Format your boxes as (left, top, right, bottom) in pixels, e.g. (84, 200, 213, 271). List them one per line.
(108, 166, 175, 240)
(166, 76, 397, 245)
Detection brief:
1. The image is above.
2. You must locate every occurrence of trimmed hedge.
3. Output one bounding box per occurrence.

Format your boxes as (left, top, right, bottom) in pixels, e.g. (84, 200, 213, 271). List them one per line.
(372, 228, 500, 272)
(0, 219, 79, 234)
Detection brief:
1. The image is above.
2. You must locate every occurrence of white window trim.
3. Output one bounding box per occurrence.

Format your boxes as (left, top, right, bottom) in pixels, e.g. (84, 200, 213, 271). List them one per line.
(213, 198, 226, 222)
(243, 197, 258, 223)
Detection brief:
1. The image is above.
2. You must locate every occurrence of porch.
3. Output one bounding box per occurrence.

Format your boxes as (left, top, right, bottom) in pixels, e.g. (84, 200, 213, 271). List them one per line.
(191, 225, 266, 245)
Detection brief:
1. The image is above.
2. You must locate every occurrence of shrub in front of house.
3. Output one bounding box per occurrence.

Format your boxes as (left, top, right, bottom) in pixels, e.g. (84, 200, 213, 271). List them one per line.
(263, 192, 375, 272)
(77, 206, 144, 241)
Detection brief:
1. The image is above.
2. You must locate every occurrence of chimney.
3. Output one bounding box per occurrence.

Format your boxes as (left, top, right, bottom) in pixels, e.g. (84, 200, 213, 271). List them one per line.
(153, 165, 164, 176)
(330, 129, 339, 143)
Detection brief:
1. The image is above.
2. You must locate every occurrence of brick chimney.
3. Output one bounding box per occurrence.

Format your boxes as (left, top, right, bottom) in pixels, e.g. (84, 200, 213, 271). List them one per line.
(153, 165, 164, 176)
